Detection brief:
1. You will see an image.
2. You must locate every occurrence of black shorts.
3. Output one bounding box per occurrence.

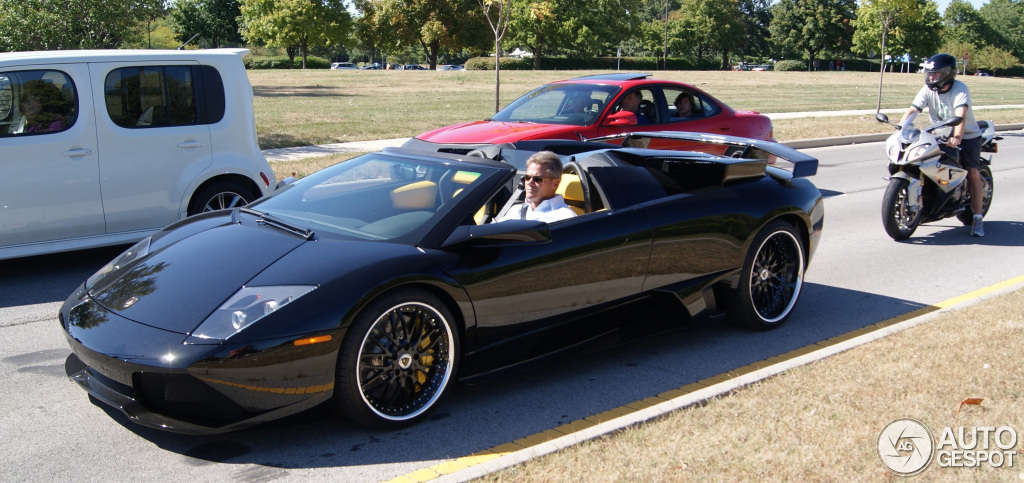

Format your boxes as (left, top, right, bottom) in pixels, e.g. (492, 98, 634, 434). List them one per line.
(959, 136, 983, 170)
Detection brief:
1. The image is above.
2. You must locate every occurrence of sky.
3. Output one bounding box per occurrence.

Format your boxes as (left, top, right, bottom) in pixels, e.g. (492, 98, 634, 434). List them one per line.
(934, 0, 990, 13)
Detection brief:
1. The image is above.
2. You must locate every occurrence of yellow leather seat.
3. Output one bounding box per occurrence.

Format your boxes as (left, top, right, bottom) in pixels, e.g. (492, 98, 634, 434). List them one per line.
(557, 173, 585, 215)
(391, 181, 437, 209)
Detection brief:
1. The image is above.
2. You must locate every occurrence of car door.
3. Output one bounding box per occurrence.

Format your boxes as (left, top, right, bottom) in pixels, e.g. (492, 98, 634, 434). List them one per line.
(90, 61, 213, 234)
(0, 65, 104, 247)
(443, 208, 653, 376)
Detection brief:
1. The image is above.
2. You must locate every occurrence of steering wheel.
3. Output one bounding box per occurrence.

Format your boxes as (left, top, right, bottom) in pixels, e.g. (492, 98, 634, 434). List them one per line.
(584, 99, 605, 116)
(562, 161, 591, 213)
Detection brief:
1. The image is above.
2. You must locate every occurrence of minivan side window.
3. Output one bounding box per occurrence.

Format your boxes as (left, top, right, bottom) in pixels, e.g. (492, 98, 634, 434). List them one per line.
(0, 70, 77, 136)
(105, 66, 203, 128)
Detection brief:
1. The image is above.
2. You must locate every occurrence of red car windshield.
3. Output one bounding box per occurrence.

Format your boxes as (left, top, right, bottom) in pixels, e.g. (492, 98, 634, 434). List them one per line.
(490, 84, 620, 126)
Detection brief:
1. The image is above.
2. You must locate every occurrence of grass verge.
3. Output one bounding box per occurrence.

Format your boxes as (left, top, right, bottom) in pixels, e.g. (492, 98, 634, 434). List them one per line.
(478, 286, 1024, 482)
(249, 69, 1024, 149)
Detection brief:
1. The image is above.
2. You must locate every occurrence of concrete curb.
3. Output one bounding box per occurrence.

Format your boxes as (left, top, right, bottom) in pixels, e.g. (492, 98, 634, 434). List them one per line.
(782, 122, 1024, 149)
(407, 274, 1024, 483)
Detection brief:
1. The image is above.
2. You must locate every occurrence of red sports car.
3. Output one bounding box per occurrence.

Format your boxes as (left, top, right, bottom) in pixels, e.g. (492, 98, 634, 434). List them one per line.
(403, 73, 773, 153)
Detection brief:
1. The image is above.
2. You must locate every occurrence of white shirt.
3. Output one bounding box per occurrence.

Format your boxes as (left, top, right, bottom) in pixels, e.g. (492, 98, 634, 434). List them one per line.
(497, 195, 577, 223)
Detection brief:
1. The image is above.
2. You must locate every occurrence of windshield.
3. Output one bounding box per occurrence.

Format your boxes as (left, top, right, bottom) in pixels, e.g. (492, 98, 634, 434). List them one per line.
(251, 154, 495, 241)
(491, 83, 619, 126)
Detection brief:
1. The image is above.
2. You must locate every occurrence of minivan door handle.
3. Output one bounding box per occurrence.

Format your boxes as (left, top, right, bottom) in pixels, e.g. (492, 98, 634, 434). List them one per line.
(177, 140, 203, 149)
(61, 148, 94, 157)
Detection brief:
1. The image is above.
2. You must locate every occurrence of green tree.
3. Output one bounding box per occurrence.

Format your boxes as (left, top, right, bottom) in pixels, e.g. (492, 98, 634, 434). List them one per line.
(675, 0, 746, 69)
(974, 44, 1020, 73)
(353, 0, 487, 70)
(940, 38, 978, 71)
(769, 0, 856, 70)
(506, 0, 643, 69)
(737, 0, 774, 61)
(0, 0, 163, 51)
(943, 0, 990, 47)
(239, 0, 353, 69)
(170, 0, 244, 49)
(980, 0, 1024, 59)
(852, 0, 940, 64)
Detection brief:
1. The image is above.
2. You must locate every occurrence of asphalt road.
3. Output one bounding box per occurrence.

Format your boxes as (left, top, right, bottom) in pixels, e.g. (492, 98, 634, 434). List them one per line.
(2, 135, 1023, 482)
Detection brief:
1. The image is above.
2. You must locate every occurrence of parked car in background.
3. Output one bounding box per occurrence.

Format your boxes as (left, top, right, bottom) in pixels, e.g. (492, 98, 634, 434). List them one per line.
(438, 64, 465, 71)
(330, 62, 358, 70)
(403, 64, 427, 70)
(404, 73, 774, 154)
(361, 63, 383, 70)
(0, 49, 277, 260)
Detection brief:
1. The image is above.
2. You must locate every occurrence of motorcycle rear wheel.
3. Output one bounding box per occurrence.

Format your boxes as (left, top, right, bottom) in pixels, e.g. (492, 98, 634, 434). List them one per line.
(956, 166, 994, 225)
(882, 178, 921, 240)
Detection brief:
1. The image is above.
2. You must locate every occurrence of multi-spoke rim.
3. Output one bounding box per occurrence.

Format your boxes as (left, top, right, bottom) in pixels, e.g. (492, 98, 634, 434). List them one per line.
(748, 230, 804, 323)
(356, 302, 454, 421)
(202, 191, 248, 212)
(890, 183, 919, 231)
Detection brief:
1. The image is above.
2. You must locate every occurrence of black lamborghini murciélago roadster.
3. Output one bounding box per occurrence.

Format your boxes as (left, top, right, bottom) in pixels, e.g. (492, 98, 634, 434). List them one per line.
(60, 132, 824, 434)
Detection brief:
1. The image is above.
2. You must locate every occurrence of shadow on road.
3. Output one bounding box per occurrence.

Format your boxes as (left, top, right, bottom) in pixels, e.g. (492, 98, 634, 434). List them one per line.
(76, 281, 933, 472)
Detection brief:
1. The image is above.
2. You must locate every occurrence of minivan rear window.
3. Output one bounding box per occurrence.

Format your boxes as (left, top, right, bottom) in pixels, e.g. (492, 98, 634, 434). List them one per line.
(0, 70, 77, 136)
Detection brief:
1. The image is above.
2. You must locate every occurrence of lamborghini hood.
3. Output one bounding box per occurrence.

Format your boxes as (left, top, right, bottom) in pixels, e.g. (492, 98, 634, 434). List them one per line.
(87, 218, 306, 334)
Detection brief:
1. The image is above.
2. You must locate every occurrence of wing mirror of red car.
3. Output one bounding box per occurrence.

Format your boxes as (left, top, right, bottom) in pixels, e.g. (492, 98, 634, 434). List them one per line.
(603, 110, 638, 127)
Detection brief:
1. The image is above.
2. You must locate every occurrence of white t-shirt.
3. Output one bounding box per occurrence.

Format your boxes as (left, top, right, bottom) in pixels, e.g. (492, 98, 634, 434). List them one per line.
(912, 80, 981, 139)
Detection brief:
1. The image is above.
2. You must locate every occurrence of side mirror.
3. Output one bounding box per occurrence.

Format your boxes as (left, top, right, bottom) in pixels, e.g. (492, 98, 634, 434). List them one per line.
(875, 113, 889, 123)
(602, 110, 638, 127)
(442, 220, 551, 248)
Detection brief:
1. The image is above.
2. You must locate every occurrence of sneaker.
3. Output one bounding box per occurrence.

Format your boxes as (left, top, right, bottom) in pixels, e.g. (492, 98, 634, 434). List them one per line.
(971, 216, 985, 237)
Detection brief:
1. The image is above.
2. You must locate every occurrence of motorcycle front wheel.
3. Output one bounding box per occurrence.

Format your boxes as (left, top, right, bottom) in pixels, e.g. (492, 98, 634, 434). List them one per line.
(956, 165, 994, 225)
(882, 177, 922, 240)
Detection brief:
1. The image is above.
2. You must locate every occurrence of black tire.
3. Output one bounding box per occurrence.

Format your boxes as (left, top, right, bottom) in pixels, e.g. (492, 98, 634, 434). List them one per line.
(881, 177, 921, 241)
(188, 181, 257, 215)
(735, 221, 805, 330)
(956, 166, 993, 225)
(334, 288, 459, 429)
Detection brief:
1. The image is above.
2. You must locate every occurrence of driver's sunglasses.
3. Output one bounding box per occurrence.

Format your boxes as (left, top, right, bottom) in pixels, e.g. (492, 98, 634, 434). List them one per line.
(522, 174, 552, 183)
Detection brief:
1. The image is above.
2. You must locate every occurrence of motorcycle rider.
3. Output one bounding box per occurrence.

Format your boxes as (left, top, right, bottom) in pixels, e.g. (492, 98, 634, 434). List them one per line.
(899, 53, 986, 237)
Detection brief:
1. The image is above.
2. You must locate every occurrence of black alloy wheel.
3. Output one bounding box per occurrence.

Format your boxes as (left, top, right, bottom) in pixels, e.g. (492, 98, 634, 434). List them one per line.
(736, 221, 805, 330)
(335, 289, 458, 429)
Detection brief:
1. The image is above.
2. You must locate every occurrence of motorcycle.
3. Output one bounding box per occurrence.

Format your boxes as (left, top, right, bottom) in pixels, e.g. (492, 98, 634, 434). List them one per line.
(875, 112, 999, 240)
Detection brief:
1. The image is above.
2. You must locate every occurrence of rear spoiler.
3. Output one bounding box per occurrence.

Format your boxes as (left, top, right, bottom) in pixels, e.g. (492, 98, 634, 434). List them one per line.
(588, 131, 819, 178)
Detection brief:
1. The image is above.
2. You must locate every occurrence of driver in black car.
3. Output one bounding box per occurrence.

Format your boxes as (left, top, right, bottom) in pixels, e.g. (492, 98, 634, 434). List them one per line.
(496, 151, 577, 223)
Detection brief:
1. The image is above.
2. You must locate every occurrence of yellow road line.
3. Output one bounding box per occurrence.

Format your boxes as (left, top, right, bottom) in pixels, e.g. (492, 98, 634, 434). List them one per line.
(386, 274, 1024, 483)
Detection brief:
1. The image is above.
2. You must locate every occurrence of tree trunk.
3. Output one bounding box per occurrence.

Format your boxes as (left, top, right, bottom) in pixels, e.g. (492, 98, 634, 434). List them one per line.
(492, 38, 501, 113)
(286, 46, 297, 69)
(876, 28, 887, 112)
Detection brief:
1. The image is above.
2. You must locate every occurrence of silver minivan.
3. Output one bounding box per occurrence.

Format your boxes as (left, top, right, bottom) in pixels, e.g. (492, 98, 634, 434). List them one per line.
(0, 49, 276, 260)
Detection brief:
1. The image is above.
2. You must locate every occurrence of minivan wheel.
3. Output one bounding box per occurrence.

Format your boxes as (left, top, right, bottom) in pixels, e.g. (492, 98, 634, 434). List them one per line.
(188, 181, 256, 215)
